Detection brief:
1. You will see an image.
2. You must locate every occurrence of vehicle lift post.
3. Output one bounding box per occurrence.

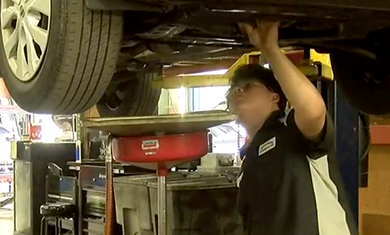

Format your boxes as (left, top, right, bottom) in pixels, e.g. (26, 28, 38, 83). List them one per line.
(327, 80, 360, 222)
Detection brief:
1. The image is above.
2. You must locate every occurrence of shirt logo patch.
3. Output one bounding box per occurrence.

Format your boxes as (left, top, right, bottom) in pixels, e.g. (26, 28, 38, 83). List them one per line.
(258, 137, 276, 156)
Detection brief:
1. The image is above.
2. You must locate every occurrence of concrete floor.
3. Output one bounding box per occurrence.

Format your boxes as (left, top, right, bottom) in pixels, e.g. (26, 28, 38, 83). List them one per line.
(0, 182, 13, 235)
(0, 218, 13, 235)
(0, 200, 14, 235)
(0, 207, 13, 235)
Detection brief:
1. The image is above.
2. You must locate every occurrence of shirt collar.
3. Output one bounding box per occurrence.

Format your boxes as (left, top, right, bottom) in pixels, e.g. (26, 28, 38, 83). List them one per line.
(262, 110, 285, 128)
(239, 110, 285, 157)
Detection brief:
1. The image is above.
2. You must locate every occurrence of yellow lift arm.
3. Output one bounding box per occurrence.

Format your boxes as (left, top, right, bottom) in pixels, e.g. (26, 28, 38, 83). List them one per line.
(152, 50, 333, 89)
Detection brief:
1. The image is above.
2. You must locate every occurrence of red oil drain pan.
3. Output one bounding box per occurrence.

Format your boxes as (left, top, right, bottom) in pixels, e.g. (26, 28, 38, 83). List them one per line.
(112, 131, 209, 170)
(82, 111, 236, 170)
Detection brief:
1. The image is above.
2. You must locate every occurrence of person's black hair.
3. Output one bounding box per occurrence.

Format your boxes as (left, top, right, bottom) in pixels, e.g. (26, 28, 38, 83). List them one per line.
(229, 64, 288, 114)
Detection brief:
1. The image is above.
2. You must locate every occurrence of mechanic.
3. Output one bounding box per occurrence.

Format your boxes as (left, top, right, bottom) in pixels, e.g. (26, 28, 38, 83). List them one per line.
(229, 21, 358, 235)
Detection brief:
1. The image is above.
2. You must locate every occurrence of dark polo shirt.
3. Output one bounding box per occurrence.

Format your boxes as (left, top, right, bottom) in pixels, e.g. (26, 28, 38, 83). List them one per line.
(237, 110, 357, 235)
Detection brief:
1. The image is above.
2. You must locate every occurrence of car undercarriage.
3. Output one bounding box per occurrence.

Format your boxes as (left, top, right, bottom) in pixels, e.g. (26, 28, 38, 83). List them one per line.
(118, 2, 390, 65)
(1, 0, 390, 116)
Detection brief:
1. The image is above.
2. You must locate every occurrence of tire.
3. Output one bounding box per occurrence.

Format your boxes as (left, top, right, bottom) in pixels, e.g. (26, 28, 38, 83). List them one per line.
(331, 52, 390, 115)
(96, 69, 162, 117)
(0, 0, 123, 114)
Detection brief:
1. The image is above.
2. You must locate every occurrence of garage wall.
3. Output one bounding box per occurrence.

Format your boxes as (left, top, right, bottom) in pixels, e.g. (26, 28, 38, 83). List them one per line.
(359, 118, 390, 235)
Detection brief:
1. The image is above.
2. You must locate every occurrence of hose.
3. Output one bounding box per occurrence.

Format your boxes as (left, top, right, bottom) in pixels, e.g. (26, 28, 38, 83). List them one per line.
(104, 136, 115, 235)
(359, 112, 370, 163)
(358, 112, 370, 188)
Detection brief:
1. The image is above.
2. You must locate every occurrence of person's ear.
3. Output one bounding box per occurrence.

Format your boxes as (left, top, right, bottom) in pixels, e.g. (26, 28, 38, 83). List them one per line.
(272, 93, 280, 103)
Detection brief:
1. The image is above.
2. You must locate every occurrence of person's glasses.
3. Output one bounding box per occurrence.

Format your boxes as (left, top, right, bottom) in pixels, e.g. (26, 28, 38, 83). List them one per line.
(226, 82, 263, 100)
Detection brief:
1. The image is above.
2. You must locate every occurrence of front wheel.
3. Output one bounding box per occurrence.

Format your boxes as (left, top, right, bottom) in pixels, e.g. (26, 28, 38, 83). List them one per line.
(0, 0, 123, 114)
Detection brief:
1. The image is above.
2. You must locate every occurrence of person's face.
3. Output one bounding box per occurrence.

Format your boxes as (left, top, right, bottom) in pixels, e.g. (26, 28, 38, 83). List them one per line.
(228, 80, 280, 128)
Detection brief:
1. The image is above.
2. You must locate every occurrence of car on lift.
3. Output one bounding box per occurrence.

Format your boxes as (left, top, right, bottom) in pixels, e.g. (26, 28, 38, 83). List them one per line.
(0, 0, 389, 117)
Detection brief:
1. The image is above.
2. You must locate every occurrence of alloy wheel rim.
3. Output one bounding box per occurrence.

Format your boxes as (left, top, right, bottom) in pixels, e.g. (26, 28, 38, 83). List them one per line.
(1, 0, 50, 81)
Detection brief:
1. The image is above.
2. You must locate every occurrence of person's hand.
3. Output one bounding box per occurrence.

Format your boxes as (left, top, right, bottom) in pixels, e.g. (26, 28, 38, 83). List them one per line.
(238, 20, 280, 55)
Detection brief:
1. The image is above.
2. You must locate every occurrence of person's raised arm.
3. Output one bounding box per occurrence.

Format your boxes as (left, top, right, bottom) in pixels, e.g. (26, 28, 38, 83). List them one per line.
(238, 21, 327, 141)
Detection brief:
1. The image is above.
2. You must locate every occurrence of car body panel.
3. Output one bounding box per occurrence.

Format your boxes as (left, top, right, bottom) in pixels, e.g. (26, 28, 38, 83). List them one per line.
(85, 0, 390, 11)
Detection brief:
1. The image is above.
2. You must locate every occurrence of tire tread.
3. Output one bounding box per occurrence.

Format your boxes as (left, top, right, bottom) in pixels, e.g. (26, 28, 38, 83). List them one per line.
(39, 0, 122, 114)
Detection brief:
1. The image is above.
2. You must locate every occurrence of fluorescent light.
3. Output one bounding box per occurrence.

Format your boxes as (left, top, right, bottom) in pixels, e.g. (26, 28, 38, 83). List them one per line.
(178, 69, 229, 77)
(188, 69, 228, 75)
